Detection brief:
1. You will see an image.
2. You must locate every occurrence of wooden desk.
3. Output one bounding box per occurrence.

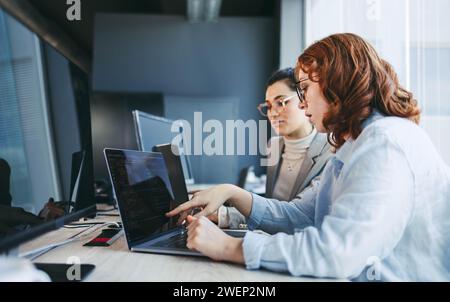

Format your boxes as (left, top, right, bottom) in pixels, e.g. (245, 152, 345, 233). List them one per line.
(20, 214, 344, 282)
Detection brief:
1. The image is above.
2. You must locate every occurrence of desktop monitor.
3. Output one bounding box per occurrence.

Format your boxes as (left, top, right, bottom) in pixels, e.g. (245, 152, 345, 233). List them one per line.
(132, 110, 194, 184)
(0, 149, 96, 254)
(69, 151, 85, 212)
(0, 204, 96, 254)
(63, 150, 95, 214)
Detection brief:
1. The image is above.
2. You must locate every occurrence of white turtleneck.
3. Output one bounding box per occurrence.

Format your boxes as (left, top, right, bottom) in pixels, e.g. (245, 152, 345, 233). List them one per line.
(217, 128, 317, 229)
(272, 128, 317, 201)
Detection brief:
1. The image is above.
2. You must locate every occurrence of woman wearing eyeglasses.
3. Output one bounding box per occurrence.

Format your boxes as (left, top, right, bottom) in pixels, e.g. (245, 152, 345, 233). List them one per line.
(212, 68, 332, 229)
(167, 33, 450, 281)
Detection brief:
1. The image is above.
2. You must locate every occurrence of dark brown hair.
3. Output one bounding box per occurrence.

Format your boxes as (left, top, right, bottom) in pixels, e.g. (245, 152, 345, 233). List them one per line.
(297, 33, 420, 148)
(266, 68, 296, 90)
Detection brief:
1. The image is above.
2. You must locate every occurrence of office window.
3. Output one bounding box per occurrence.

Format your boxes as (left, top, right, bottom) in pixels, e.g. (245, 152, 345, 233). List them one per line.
(0, 9, 60, 213)
(304, 0, 450, 165)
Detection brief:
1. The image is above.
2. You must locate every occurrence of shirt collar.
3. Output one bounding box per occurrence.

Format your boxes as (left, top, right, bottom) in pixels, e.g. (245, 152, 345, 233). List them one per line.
(334, 109, 385, 163)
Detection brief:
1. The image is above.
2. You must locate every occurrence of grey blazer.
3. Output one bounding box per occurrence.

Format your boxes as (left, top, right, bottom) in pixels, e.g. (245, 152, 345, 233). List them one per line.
(265, 132, 332, 200)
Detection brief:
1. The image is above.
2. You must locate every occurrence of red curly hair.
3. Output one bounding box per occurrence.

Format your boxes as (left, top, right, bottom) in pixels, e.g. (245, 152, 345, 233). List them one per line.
(297, 33, 420, 149)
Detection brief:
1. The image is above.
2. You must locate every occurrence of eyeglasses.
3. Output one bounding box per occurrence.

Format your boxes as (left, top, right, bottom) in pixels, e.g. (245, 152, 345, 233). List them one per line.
(257, 94, 297, 117)
(294, 77, 309, 105)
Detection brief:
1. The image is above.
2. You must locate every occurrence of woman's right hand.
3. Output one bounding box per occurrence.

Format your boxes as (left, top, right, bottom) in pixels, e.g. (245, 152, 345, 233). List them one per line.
(165, 184, 236, 225)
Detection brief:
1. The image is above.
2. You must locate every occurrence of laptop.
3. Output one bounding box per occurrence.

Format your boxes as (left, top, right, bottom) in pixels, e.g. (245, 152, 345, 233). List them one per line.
(104, 148, 245, 257)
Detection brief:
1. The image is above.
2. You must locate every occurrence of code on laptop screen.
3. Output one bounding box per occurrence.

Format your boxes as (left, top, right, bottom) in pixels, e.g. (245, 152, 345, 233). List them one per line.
(105, 149, 176, 245)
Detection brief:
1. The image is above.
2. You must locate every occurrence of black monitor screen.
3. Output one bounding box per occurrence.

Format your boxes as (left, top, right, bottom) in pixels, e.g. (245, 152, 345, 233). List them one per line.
(104, 149, 177, 246)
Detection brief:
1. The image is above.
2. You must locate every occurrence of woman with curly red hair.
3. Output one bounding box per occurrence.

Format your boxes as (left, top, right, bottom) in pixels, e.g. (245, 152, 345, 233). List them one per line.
(167, 33, 450, 281)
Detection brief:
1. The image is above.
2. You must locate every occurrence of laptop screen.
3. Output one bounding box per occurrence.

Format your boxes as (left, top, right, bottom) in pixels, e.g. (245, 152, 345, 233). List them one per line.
(104, 149, 178, 246)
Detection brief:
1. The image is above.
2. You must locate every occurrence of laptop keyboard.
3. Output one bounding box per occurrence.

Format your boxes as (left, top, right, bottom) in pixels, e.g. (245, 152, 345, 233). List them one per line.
(152, 232, 188, 249)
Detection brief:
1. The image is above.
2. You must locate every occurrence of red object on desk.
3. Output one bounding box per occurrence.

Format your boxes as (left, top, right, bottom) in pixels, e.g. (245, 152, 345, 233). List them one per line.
(92, 237, 109, 243)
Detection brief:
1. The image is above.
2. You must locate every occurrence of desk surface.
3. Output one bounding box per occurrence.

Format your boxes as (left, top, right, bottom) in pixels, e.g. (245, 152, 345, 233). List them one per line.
(20, 213, 343, 282)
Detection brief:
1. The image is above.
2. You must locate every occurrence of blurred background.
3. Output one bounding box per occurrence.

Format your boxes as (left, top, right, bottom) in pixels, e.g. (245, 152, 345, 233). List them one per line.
(0, 0, 448, 214)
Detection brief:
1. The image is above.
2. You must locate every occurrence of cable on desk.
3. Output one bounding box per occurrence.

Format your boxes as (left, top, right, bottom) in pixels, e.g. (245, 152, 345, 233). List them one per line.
(96, 213, 120, 217)
(96, 208, 116, 213)
(63, 222, 106, 228)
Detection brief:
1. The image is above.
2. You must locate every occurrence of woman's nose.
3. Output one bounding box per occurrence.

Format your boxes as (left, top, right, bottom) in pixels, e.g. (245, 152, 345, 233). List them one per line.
(269, 107, 282, 117)
(269, 111, 279, 118)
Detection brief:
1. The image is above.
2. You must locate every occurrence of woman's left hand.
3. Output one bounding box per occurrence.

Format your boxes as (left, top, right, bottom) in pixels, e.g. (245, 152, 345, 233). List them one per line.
(185, 215, 245, 264)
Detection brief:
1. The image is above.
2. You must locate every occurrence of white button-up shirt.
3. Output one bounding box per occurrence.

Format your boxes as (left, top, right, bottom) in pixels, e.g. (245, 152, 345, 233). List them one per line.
(242, 112, 450, 281)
